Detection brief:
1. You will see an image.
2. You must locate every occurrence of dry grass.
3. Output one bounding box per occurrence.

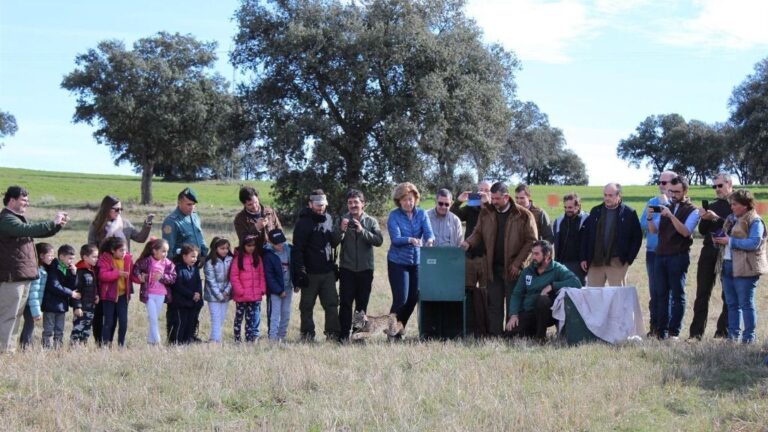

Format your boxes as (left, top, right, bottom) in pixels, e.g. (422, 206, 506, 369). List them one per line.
(2, 204, 768, 431)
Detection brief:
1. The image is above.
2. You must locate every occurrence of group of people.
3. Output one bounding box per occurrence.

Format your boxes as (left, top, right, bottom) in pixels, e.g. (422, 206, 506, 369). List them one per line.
(0, 172, 765, 353)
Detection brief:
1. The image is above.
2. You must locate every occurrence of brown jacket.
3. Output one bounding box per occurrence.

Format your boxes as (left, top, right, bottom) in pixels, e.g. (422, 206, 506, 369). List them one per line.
(465, 202, 538, 282)
(0, 208, 61, 282)
(728, 210, 768, 277)
(233, 205, 282, 244)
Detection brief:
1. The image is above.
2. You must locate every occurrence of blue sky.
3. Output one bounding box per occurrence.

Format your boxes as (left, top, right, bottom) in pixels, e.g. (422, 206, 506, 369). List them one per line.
(1, 0, 767, 185)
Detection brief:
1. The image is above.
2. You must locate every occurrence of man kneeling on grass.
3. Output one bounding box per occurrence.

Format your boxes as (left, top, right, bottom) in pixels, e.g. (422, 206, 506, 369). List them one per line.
(506, 240, 582, 342)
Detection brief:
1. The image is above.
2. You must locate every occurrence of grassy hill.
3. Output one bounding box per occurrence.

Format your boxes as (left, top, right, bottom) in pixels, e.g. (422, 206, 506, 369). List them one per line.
(2, 167, 768, 430)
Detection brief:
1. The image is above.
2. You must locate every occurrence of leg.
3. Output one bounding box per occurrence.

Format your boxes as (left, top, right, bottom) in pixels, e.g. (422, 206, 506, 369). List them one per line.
(466, 256, 489, 337)
(116, 295, 129, 346)
(146, 294, 164, 344)
(586, 265, 608, 287)
(485, 271, 506, 336)
(253, 301, 262, 339)
(388, 261, 407, 315)
(278, 289, 293, 340)
(653, 255, 671, 338)
(534, 295, 556, 341)
(19, 305, 36, 349)
(689, 246, 717, 339)
(645, 251, 657, 334)
(397, 265, 419, 327)
(353, 269, 374, 315)
(508, 310, 537, 338)
(0, 281, 30, 353)
(79, 310, 95, 343)
(101, 301, 116, 345)
(233, 302, 245, 342)
(606, 257, 629, 287)
(268, 295, 282, 340)
(167, 306, 181, 344)
(735, 276, 758, 344)
(92, 301, 104, 346)
(41, 312, 55, 348)
(244, 302, 257, 342)
(667, 254, 690, 337)
(299, 275, 321, 339)
(208, 301, 225, 342)
(317, 272, 341, 339)
(53, 313, 65, 349)
(338, 268, 356, 340)
(721, 261, 740, 341)
(71, 313, 85, 344)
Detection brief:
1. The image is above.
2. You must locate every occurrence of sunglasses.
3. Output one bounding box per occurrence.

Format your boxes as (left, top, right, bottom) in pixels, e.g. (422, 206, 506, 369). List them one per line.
(111, 207, 123, 213)
(436, 202, 451, 207)
(711, 183, 725, 189)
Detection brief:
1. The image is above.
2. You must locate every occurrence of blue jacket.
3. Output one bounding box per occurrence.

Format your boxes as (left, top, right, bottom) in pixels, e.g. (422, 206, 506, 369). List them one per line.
(171, 261, 203, 308)
(640, 196, 664, 252)
(264, 249, 285, 295)
(580, 202, 643, 266)
(387, 207, 434, 266)
(41, 258, 76, 313)
(27, 266, 47, 318)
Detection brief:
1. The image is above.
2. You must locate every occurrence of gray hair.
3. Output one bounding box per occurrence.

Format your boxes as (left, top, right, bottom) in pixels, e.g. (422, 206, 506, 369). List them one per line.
(436, 188, 453, 200)
(714, 172, 732, 183)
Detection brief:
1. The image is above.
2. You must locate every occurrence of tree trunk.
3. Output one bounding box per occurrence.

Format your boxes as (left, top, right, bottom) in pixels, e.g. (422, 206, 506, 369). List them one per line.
(141, 160, 154, 205)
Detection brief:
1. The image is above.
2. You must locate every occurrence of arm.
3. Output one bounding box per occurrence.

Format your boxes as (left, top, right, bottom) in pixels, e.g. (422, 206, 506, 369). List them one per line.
(552, 266, 583, 291)
(204, 260, 225, 301)
(627, 209, 643, 264)
(507, 275, 526, 317)
(731, 219, 766, 251)
(87, 223, 99, 246)
(510, 215, 538, 276)
(420, 210, 435, 243)
(387, 212, 411, 246)
(539, 212, 554, 243)
(640, 204, 650, 233)
(28, 275, 44, 318)
(71, 271, 85, 309)
(230, 260, 243, 295)
(98, 255, 120, 283)
(161, 260, 177, 286)
(125, 219, 151, 244)
(449, 200, 469, 221)
(172, 269, 196, 300)
(361, 217, 384, 247)
(330, 215, 345, 245)
(0, 216, 61, 238)
(265, 254, 285, 295)
(161, 218, 179, 259)
(452, 215, 463, 248)
(47, 268, 74, 299)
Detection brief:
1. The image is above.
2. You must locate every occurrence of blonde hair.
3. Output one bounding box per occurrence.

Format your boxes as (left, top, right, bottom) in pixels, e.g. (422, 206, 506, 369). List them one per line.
(393, 182, 420, 207)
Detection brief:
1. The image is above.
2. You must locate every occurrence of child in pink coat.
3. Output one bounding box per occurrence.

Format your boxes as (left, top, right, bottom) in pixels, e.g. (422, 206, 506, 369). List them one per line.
(230, 235, 267, 342)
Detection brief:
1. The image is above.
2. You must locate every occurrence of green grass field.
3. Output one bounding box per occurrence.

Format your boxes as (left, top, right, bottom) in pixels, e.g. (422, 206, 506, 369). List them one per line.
(2, 167, 768, 430)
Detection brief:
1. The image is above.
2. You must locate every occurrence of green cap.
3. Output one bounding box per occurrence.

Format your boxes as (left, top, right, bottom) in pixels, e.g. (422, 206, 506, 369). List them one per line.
(178, 187, 198, 203)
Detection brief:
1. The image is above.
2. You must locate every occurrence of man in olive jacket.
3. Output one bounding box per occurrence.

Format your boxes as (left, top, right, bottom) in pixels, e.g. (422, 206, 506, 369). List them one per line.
(331, 189, 384, 341)
(506, 240, 582, 341)
(461, 182, 538, 336)
(0, 186, 68, 353)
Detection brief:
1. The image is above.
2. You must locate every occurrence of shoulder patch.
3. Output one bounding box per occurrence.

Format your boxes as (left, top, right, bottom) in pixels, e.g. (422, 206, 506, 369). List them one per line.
(163, 224, 173, 235)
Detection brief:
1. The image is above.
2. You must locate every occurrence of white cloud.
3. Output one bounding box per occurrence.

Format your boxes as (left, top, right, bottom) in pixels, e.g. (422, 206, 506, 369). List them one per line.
(657, 0, 768, 49)
(466, 0, 596, 63)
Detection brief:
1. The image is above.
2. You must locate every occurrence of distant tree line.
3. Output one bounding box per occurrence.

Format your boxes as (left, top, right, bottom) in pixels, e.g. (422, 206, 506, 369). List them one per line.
(617, 57, 768, 185)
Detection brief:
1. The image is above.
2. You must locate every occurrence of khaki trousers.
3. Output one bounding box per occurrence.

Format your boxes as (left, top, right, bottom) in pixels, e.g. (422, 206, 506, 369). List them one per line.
(586, 257, 629, 287)
(0, 281, 31, 353)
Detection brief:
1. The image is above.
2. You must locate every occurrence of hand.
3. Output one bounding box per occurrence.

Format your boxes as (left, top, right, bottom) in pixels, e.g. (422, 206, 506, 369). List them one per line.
(580, 261, 588, 272)
(460, 241, 470, 251)
(659, 206, 673, 218)
(541, 285, 552, 296)
(74, 308, 83, 318)
(352, 218, 363, 233)
(33, 314, 42, 322)
(712, 234, 729, 245)
(152, 272, 162, 282)
(509, 265, 521, 279)
(193, 292, 201, 302)
(425, 239, 434, 247)
(340, 218, 350, 232)
(699, 209, 719, 221)
(479, 192, 490, 204)
(280, 291, 287, 299)
(293, 286, 301, 293)
(68, 263, 77, 273)
(409, 237, 422, 247)
(119, 271, 130, 278)
(458, 191, 470, 202)
(139, 273, 147, 283)
(255, 218, 265, 231)
(95, 296, 99, 304)
(505, 315, 519, 331)
(145, 213, 155, 225)
(71, 291, 82, 300)
(54, 212, 69, 226)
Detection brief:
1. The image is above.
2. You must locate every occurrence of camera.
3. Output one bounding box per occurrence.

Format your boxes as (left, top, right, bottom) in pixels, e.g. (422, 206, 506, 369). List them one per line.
(467, 193, 482, 207)
(648, 205, 663, 212)
(702, 200, 709, 211)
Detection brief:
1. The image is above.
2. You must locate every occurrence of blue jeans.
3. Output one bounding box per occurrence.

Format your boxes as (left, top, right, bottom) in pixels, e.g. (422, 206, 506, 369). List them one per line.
(388, 261, 419, 326)
(653, 253, 690, 338)
(646, 251, 657, 330)
(721, 260, 759, 343)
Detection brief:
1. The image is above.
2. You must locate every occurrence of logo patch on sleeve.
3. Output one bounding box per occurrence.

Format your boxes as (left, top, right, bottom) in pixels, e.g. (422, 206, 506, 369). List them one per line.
(163, 225, 172, 235)
(525, 275, 533, 286)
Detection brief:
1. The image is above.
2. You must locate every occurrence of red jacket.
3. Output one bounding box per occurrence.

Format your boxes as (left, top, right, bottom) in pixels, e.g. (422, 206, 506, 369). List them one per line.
(230, 251, 266, 303)
(98, 252, 136, 302)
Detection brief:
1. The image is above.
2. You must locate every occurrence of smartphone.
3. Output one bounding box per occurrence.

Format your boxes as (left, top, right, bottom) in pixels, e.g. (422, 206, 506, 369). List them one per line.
(145, 214, 155, 224)
(702, 200, 709, 211)
(711, 229, 725, 238)
(649, 205, 662, 212)
(467, 193, 481, 207)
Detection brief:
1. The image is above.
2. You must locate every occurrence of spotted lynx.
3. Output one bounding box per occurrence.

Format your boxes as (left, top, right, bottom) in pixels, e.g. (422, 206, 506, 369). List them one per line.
(351, 311, 404, 340)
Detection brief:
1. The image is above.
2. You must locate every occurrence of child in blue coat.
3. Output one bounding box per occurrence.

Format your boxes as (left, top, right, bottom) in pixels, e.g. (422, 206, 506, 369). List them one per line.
(19, 243, 55, 349)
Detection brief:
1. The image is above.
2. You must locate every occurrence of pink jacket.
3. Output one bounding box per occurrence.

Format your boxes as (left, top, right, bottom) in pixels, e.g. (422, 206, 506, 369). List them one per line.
(230, 251, 266, 303)
(98, 252, 136, 302)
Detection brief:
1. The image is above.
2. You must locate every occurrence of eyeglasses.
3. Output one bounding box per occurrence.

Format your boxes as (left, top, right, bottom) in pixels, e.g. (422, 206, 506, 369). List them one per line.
(659, 180, 669, 186)
(436, 202, 451, 207)
(668, 189, 684, 194)
(111, 207, 123, 213)
(712, 184, 725, 189)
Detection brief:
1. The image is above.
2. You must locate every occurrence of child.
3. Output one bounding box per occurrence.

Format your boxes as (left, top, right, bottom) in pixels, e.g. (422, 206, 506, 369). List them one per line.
(70, 244, 100, 344)
(204, 237, 233, 343)
(231, 235, 267, 342)
(19, 243, 55, 349)
(41, 244, 81, 349)
(168, 244, 203, 344)
(98, 236, 134, 347)
(134, 238, 177, 345)
(265, 229, 293, 341)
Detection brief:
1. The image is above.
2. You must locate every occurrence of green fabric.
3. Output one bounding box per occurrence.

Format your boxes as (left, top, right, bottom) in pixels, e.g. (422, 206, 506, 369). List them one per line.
(508, 260, 582, 314)
(331, 212, 384, 272)
(0, 210, 59, 238)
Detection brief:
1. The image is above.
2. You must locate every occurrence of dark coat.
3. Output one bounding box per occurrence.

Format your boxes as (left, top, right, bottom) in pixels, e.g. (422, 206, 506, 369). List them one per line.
(171, 261, 203, 309)
(72, 260, 98, 311)
(580, 202, 643, 266)
(41, 259, 76, 313)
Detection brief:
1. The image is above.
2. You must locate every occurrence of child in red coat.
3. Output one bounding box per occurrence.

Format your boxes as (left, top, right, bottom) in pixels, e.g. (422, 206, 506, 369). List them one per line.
(98, 237, 135, 347)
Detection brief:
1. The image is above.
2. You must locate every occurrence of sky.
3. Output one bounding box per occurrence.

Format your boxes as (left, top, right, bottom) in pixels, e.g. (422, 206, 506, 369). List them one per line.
(1, 0, 767, 186)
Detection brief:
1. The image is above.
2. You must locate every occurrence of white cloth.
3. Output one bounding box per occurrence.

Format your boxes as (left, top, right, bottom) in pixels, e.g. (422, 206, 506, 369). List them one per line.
(552, 286, 645, 344)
